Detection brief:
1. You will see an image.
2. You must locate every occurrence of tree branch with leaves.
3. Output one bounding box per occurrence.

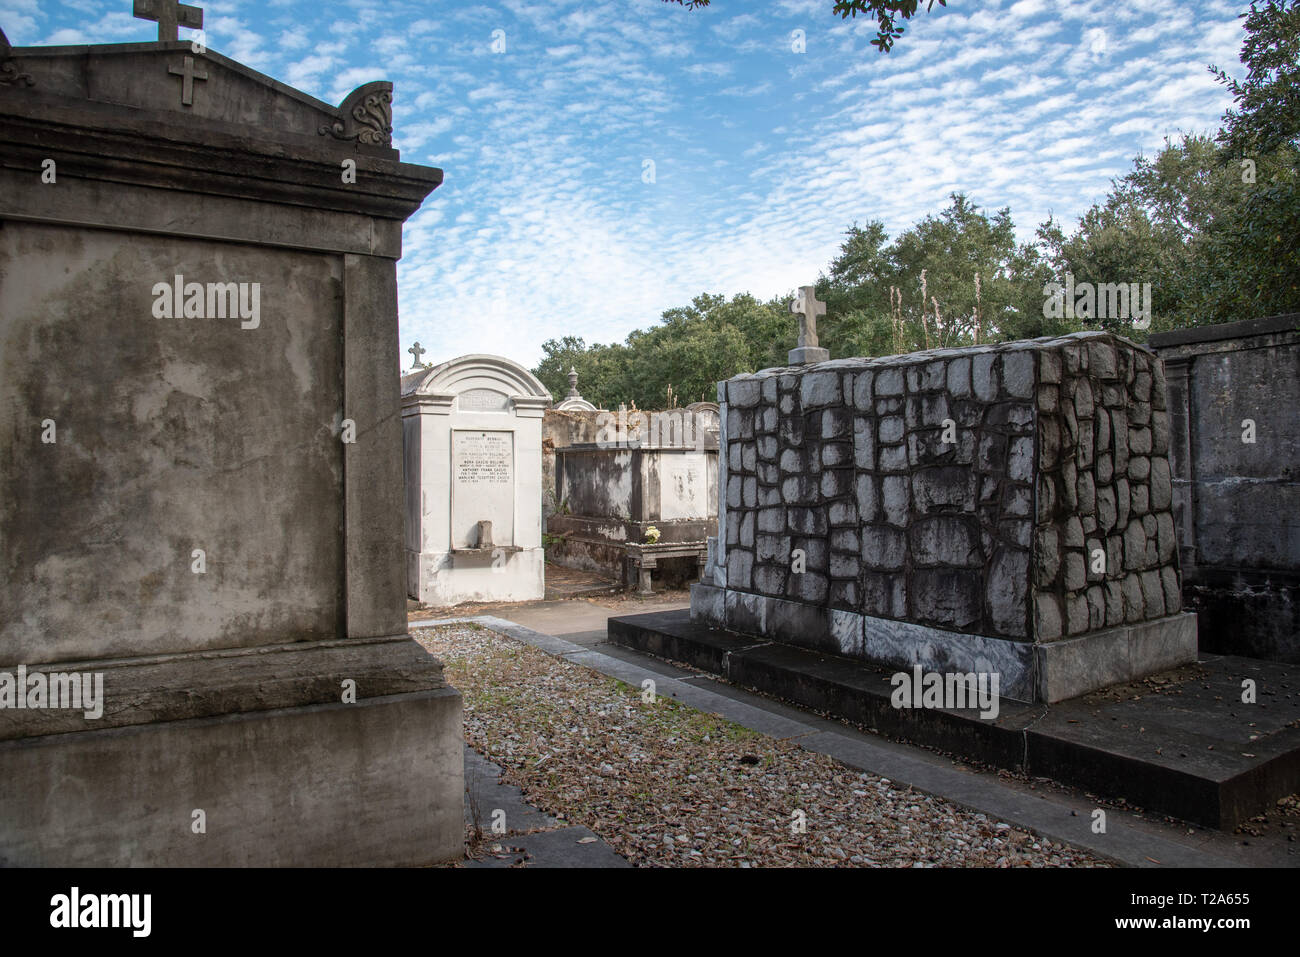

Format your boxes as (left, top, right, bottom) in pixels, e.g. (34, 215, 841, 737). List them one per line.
(661, 0, 947, 51)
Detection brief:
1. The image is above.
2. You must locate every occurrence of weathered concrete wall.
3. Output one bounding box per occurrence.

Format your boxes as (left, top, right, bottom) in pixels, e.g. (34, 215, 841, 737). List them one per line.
(1151, 313, 1300, 661)
(542, 405, 719, 520)
(696, 331, 1195, 703)
(559, 447, 639, 521)
(0, 222, 346, 662)
(543, 407, 603, 520)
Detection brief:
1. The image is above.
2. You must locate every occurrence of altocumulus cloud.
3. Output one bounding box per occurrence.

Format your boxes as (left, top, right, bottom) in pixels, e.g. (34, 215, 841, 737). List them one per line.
(9, 0, 1247, 369)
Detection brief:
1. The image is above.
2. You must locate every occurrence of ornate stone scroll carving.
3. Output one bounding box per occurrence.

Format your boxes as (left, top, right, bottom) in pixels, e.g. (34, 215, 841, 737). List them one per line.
(0, 25, 34, 87)
(319, 80, 393, 147)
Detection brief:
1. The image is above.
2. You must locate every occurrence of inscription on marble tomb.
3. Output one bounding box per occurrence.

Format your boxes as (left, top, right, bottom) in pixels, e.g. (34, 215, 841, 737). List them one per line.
(459, 388, 509, 412)
(452, 430, 515, 548)
(454, 431, 513, 484)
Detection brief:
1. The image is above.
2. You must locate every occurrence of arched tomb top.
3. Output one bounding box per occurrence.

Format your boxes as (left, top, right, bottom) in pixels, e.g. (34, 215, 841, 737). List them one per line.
(402, 353, 553, 404)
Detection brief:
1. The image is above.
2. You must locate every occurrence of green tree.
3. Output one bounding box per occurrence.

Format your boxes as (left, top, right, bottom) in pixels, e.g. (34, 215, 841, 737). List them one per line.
(661, 0, 947, 52)
(821, 194, 1056, 358)
(1211, 0, 1300, 158)
(533, 293, 793, 411)
(1038, 134, 1299, 334)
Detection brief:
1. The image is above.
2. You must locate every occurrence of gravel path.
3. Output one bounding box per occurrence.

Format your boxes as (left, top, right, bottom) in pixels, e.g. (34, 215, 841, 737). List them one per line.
(417, 623, 1108, 868)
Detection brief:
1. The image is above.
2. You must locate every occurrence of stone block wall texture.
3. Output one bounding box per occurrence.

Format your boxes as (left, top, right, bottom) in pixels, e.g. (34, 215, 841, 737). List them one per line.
(718, 331, 1181, 645)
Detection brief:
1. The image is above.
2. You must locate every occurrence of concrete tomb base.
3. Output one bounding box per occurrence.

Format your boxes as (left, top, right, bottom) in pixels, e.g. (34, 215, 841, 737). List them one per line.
(691, 582, 1196, 704)
(410, 547, 548, 607)
(0, 636, 463, 866)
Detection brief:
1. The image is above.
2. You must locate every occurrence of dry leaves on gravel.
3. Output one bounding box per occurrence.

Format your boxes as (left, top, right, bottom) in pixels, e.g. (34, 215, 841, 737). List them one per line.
(416, 623, 1107, 868)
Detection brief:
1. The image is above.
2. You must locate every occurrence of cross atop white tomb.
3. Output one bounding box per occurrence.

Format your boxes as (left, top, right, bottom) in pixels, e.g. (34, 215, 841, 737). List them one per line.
(788, 285, 829, 365)
(408, 341, 428, 370)
(134, 0, 204, 43)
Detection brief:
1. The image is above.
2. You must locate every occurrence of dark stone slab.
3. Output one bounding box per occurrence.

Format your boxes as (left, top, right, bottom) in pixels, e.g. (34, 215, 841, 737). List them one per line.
(609, 609, 762, 674)
(1184, 568, 1300, 663)
(1148, 312, 1300, 349)
(609, 608, 1300, 829)
(1027, 653, 1300, 831)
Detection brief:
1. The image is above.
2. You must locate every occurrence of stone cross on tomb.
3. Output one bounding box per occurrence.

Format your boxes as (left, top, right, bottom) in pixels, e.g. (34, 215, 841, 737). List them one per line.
(408, 342, 428, 370)
(134, 0, 204, 42)
(168, 55, 207, 106)
(788, 285, 829, 365)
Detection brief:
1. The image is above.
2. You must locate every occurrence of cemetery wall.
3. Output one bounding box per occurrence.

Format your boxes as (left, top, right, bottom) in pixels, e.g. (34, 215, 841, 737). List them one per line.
(1151, 313, 1300, 662)
(543, 407, 604, 521)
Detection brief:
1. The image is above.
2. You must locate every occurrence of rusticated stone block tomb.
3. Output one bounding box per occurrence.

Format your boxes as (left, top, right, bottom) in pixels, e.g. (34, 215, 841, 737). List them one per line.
(693, 331, 1196, 703)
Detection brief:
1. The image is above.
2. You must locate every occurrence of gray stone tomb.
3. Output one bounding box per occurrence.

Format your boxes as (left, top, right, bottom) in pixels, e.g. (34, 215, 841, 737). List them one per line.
(1151, 313, 1300, 662)
(0, 7, 462, 865)
(694, 331, 1197, 703)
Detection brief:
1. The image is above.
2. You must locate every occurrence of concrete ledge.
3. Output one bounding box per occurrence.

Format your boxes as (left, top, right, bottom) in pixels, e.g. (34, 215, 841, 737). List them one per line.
(1148, 312, 1300, 349)
(409, 547, 546, 606)
(1036, 612, 1198, 703)
(706, 587, 1039, 697)
(0, 688, 464, 866)
(0, 634, 450, 741)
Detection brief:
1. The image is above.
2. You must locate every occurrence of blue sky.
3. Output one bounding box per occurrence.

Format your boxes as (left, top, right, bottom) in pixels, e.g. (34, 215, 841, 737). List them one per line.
(3, 0, 1247, 371)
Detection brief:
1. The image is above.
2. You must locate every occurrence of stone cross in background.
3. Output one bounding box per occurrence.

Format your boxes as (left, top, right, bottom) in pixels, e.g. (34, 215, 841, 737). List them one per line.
(789, 285, 829, 365)
(133, 0, 204, 42)
(408, 341, 427, 370)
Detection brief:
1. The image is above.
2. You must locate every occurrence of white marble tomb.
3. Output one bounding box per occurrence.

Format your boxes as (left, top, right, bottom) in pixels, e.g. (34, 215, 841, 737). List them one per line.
(401, 354, 551, 604)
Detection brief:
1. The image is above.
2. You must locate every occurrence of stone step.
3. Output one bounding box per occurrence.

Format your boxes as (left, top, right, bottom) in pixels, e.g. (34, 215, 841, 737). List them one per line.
(608, 609, 1300, 829)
